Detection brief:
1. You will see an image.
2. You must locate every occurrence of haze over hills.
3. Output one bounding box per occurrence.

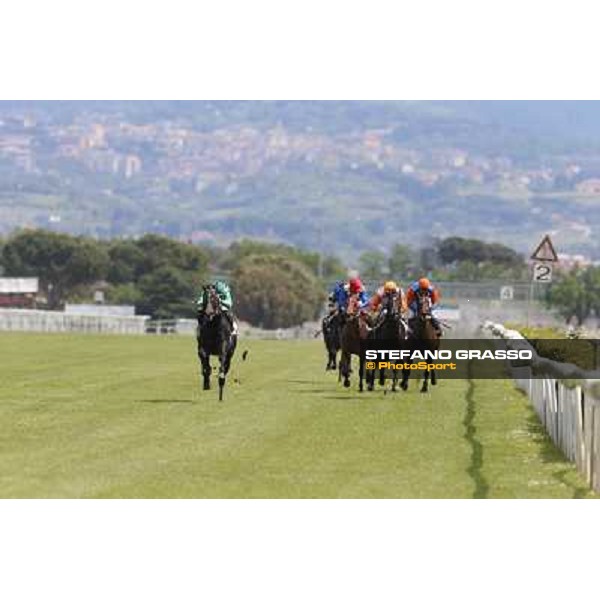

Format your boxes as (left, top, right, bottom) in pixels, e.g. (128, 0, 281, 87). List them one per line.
(1, 100, 599, 261)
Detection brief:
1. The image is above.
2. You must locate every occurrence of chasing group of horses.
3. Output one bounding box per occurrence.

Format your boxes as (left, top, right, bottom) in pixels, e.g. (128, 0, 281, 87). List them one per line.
(322, 291, 441, 393)
(195, 284, 441, 402)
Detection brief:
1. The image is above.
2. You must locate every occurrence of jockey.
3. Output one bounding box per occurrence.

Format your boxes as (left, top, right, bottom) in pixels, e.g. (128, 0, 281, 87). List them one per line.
(329, 281, 348, 313)
(196, 280, 237, 334)
(330, 277, 369, 313)
(406, 277, 442, 336)
(369, 280, 407, 330)
(370, 280, 407, 316)
(348, 276, 370, 309)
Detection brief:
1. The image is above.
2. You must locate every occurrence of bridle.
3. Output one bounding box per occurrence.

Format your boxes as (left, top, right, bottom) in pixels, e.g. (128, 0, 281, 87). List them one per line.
(203, 286, 222, 319)
(418, 293, 432, 321)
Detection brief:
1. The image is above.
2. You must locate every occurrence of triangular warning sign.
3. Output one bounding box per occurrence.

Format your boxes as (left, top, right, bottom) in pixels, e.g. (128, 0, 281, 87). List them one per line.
(531, 234, 558, 262)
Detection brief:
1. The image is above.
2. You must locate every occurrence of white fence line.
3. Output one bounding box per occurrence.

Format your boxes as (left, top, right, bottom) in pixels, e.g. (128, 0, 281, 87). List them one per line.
(483, 321, 600, 492)
(0, 309, 149, 335)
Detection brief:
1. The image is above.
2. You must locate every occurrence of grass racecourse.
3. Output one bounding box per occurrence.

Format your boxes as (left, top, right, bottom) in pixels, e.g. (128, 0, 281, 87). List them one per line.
(0, 332, 596, 498)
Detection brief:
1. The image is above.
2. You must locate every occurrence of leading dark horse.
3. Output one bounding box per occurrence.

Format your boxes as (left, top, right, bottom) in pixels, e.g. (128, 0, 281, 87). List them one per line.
(366, 292, 407, 392)
(400, 294, 440, 393)
(196, 285, 237, 401)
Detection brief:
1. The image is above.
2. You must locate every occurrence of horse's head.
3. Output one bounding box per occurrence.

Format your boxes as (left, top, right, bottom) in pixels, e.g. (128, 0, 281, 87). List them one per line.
(381, 291, 400, 316)
(346, 294, 360, 317)
(419, 293, 432, 319)
(203, 285, 222, 318)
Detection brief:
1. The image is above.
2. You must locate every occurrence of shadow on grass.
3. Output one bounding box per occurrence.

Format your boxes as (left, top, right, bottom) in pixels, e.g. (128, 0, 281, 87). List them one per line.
(317, 393, 365, 401)
(293, 388, 345, 395)
(524, 410, 591, 499)
(138, 399, 193, 404)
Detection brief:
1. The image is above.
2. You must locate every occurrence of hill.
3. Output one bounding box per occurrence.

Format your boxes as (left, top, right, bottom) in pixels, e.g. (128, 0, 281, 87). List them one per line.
(1, 101, 599, 260)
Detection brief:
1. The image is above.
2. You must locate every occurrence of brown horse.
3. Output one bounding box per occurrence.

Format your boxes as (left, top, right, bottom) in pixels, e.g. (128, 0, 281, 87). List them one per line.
(339, 295, 370, 391)
(400, 294, 440, 393)
(366, 291, 407, 392)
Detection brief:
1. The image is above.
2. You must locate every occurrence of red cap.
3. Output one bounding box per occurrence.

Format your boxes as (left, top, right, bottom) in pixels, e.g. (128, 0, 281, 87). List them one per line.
(349, 277, 362, 293)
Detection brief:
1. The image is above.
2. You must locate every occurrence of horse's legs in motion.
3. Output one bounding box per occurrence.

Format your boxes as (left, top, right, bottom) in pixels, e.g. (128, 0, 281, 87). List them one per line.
(400, 363, 410, 391)
(340, 351, 351, 388)
(421, 363, 430, 393)
(198, 345, 211, 390)
(223, 335, 237, 375)
(366, 365, 375, 392)
(218, 337, 233, 402)
(391, 366, 398, 392)
(358, 354, 365, 393)
(327, 348, 336, 371)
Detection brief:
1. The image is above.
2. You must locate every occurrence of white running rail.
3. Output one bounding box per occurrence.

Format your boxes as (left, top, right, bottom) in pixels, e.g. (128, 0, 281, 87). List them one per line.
(483, 321, 600, 492)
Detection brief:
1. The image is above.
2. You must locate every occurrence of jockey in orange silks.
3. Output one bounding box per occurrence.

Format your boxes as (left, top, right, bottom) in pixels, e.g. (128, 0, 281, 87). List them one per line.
(370, 280, 407, 321)
(406, 277, 442, 336)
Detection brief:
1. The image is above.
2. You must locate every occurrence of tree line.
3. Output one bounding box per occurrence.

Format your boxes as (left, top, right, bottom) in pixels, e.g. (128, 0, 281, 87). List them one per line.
(4, 228, 590, 328)
(0, 230, 345, 328)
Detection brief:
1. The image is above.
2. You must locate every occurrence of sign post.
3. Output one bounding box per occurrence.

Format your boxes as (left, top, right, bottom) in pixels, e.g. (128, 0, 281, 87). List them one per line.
(527, 234, 558, 326)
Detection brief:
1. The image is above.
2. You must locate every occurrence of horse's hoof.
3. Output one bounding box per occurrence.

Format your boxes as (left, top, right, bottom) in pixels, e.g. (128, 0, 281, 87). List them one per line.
(400, 383, 408, 391)
(420, 387, 428, 394)
(343, 380, 351, 388)
(431, 380, 437, 386)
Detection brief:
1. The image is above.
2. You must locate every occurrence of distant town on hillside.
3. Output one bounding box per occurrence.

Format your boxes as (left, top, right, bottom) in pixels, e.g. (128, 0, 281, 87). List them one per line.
(1, 101, 599, 261)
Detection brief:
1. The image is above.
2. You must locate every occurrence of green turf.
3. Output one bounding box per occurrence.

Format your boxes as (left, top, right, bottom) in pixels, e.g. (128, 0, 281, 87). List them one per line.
(0, 333, 595, 498)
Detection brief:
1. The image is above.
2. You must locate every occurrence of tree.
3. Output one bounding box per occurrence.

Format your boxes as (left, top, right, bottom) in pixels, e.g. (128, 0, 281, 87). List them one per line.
(546, 266, 600, 325)
(437, 236, 522, 267)
(358, 250, 386, 281)
(136, 266, 197, 319)
(220, 238, 344, 280)
(233, 254, 324, 328)
(106, 239, 146, 284)
(388, 244, 414, 280)
(134, 234, 209, 276)
(2, 229, 109, 308)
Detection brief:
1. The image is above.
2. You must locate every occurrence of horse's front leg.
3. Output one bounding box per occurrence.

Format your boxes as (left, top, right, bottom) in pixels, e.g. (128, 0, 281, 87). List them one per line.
(340, 351, 351, 387)
(218, 340, 230, 401)
(366, 365, 375, 391)
(400, 361, 410, 391)
(198, 345, 211, 390)
(358, 355, 365, 393)
(421, 363, 430, 393)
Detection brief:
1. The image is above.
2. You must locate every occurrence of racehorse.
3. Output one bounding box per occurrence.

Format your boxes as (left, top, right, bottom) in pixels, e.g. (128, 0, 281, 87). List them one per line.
(366, 291, 407, 392)
(322, 312, 342, 371)
(196, 285, 237, 401)
(339, 295, 369, 391)
(400, 294, 440, 393)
